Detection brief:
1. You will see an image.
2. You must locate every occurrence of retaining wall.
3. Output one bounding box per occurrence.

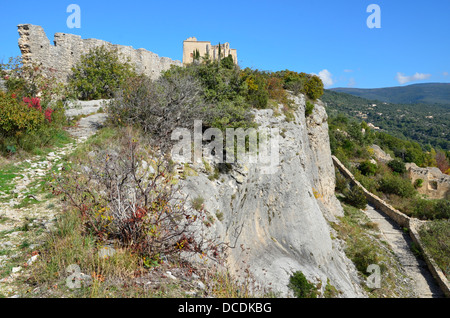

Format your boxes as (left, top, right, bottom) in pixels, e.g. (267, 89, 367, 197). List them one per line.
(332, 155, 450, 297)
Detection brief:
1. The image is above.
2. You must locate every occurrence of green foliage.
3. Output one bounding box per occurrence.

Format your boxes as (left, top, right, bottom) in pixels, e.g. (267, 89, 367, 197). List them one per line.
(288, 271, 318, 298)
(408, 198, 450, 220)
(343, 186, 368, 209)
(270, 70, 324, 100)
(0, 92, 67, 155)
(378, 175, 416, 198)
(68, 46, 136, 100)
(191, 196, 205, 211)
(358, 160, 378, 176)
(0, 92, 44, 134)
(220, 55, 235, 70)
(240, 68, 269, 109)
(304, 75, 324, 100)
(305, 100, 315, 117)
(322, 90, 450, 151)
(387, 159, 406, 174)
(414, 178, 424, 189)
(419, 220, 450, 279)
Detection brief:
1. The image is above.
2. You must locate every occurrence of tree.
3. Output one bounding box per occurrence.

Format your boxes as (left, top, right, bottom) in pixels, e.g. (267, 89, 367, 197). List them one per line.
(68, 45, 136, 100)
(304, 75, 324, 100)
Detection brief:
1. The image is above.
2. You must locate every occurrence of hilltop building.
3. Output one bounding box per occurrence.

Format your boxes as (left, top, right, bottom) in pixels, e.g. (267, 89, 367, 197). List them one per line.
(182, 37, 237, 65)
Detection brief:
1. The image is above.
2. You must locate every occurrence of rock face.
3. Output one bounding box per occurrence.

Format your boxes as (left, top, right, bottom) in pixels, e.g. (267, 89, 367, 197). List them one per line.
(370, 144, 393, 163)
(180, 95, 365, 297)
(17, 24, 182, 82)
(406, 163, 450, 199)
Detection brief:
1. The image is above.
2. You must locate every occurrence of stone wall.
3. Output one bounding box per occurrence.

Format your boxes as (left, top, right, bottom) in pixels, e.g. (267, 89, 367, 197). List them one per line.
(406, 163, 450, 200)
(17, 24, 182, 83)
(332, 155, 450, 297)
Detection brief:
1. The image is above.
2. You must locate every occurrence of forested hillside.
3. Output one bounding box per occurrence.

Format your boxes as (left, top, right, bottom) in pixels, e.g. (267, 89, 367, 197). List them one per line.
(322, 90, 450, 151)
(330, 83, 450, 105)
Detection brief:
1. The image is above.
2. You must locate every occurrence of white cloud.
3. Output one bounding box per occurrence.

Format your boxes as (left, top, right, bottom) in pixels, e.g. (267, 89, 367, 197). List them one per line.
(395, 72, 431, 85)
(313, 69, 334, 87)
(443, 71, 449, 77)
(344, 69, 353, 73)
(347, 78, 356, 87)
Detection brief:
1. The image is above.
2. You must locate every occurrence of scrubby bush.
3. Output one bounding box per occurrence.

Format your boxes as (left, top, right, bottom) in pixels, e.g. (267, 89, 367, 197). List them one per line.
(0, 92, 66, 154)
(240, 68, 269, 109)
(419, 220, 450, 279)
(410, 198, 450, 220)
(288, 271, 318, 298)
(1, 56, 64, 106)
(53, 130, 221, 262)
(305, 100, 315, 117)
(68, 45, 136, 100)
(344, 186, 368, 209)
(387, 159, 406, 174)
(358, 160, 378, 176)
(378, 175, 416, 198)
(304, 75, 324, 100)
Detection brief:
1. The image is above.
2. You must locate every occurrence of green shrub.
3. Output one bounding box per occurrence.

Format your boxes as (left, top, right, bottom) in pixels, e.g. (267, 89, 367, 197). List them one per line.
(305, 100, 315, 117)
(288, 271, 318, 298)
(0, 92, 67, 155)
(414, 178, 424, 188)
(344, 186, 368, 209)
(304, 75, 324, 100)
(68, 46, 136, 100)
(419, 220, 450, 279)
(378, 175, 416, 198)
(0, 92, 44, 134)
(358, 160, 378, 176)
(410, 198, 450, 220)
(387, 159, 406, 174)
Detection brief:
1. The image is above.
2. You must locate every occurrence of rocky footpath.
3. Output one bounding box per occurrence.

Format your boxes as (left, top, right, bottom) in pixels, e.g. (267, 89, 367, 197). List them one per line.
(0, 102, 106, 297)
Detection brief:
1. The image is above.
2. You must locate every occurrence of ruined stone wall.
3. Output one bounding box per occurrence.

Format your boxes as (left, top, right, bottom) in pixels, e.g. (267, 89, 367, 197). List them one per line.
(406, 163, 450, 200)
(18, 24, 182, 82)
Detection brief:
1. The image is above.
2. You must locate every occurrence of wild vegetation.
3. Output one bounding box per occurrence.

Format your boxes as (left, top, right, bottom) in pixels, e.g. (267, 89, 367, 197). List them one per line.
(1, 47, 327, 298)
(329, 110, 450, 282)
(323, 90, 450, 151)
(0, 57, 68, 156)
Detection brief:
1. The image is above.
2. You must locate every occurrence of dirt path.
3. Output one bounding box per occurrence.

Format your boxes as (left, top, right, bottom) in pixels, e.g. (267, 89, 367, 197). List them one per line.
(0, 104, 106, 297)
(363, 204, 444, 298)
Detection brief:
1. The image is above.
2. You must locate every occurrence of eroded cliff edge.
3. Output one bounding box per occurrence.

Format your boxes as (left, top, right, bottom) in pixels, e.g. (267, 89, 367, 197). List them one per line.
(180, 95, 366, 297)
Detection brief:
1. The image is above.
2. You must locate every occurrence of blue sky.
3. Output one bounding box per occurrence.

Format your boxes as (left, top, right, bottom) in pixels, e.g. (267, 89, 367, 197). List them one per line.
(1, 0, 449, 89)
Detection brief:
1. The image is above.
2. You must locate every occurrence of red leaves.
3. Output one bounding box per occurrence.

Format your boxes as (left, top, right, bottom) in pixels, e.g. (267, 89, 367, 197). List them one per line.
(23, 96, 42, 111)
(22, 96, 54, 122)
(45, 108, 54, 123)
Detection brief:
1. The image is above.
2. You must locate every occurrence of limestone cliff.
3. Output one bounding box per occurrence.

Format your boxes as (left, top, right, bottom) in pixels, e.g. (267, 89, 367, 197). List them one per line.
(180, 95, 365, 297)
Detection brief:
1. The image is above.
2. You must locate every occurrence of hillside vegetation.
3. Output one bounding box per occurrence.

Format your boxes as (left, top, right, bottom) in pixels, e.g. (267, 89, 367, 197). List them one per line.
(322, 90, 450, 151)
(330, 83, 450, 105)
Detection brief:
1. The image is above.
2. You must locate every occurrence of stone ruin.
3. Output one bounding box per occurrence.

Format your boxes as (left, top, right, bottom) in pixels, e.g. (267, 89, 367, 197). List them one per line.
(17, 24, 182, 83)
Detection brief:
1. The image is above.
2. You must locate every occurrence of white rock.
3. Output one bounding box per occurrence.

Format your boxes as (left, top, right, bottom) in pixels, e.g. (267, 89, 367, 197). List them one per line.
(12, 266, 22, 273)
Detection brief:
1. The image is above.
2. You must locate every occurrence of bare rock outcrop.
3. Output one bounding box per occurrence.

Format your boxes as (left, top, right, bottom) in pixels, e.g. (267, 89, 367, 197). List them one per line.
(180, 95, 365, 297)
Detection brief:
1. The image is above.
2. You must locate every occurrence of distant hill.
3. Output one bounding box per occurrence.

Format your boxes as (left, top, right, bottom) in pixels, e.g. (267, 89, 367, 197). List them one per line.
(330, 83, 450, 105)
(321, 89, 450, 150)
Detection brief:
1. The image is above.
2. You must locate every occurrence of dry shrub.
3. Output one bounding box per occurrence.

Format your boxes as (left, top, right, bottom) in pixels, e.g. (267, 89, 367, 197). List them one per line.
(54, 129, 222, 263)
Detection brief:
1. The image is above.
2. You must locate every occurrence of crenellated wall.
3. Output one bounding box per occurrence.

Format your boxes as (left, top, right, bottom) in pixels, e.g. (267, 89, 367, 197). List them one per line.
(17, 24, 182, 82)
